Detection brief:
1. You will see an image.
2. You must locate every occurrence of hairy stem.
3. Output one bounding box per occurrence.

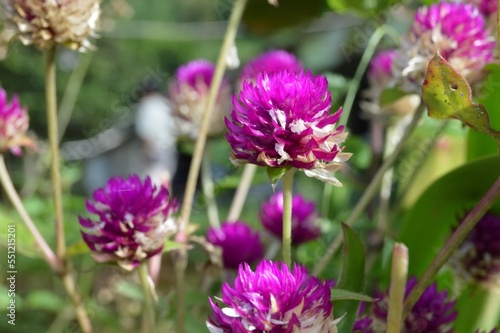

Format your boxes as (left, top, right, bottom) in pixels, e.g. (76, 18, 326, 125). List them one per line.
(313, 104, 424, 275)
(0, 155, 59, 271)
(227, 163, 258, 222)
(282, 168, 295, 267)
(61, 268, 94, 333)
(387, 243, 408, 333)
(139, 263, 156, 333)
(403, 176, 500, 317)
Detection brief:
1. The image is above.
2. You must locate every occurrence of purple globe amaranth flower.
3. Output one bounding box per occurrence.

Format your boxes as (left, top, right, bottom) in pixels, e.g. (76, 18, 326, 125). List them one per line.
(451, 212, 500, 286)
(169, 59, 231, 139)
(207, 221, 264, 270)
(468, 0, 498, 18)
(226, 70, 351, 186)
(260, 191, 321, 245)
(79, 175, 178, 271)
(240, 50, 303, 82)
(207, 260, 339, 333)
(0, 88, 33, 156)
(395, 2, 495, 92)
(355, 277, 457, 333)
(368, 49, 399, 88)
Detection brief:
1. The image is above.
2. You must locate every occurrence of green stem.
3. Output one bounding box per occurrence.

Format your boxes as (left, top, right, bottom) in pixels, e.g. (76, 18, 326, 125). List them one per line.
(227, 163, 258, 222)
(173, 0, 248, 331)
(45, 45, 65, 259)
(282, 168, 295, 267)
(403, 176, 500, 317)
(0, 155, 59, 271)
(201, 146, 220, 228)
(138, 263, 156, 333)
(387, 243, 408, 333)
(313, 104, 425, 276)
(61, 270, 94, 333)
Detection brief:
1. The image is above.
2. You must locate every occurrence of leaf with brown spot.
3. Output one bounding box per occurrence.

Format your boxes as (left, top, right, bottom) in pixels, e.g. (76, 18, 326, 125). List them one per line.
(422, 53, 500, 143)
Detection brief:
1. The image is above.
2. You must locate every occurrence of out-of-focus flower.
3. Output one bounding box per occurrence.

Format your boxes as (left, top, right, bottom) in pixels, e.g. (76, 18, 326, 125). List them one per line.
(396, 2, 495, 92)
(0, 88, 32, 156)
(240, 49, 302, 83)
(207, 260, 338, 333)
(368, 49, 398, 89)
(3, 0, 101, 51)
(168, 59, 231, 140)
(355, 277, 457, 333)
(468, 0, 498, 18)
(79, 175, 178, 271)
(206, 221, 264, 270)
(260, 191, 321, 245)
(451, 212, 500, 286)
(226, 70, 350, 186)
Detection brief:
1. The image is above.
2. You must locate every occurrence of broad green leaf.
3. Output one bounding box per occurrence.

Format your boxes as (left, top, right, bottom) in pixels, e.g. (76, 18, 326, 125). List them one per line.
(334, 223, 366, 332)
(266, 166, 289, 189)
(26, 290, 64, 313)
(330, 289, 374, 302)
(66, 240, 91, 258)
(454, 283, 500, 333)
(422, 53, 500, 142)
(399, 156, 500, 276)
(344, 134, 372, 170)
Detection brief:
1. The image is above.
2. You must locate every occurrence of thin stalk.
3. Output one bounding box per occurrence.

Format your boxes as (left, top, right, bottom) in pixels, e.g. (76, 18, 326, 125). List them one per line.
(0, 155, 59, 271)
(173, 0, 248, 331)
(227, 163, 257, 222)
(313, 104, 425, 275)
(282, 168, 295, 267)
(61, 268, 94, 333)
(138, 263, 156, 333)
(45, 45, 65, 259)
(403, 176, 500, 317)
(201, 147, 220, 228)
(387, 243, 408, 333)
(497, 0, 500, 61)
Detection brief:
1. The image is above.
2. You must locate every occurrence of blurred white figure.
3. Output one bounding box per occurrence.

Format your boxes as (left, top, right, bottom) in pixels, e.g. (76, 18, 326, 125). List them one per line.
(63, 91, 178, 194)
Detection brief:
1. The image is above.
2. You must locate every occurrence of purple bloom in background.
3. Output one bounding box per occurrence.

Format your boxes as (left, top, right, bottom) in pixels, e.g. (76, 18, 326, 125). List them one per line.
(79, 175, 178, 271)
(260, 191, 321, 245)
(368, 49, 398, 88)
(469, 0, 498, 18)
(207, 260, 338, 333)
(207, 221, 264, 270)
(0, 88, 32, 156)
(396, 2, 495, 92)
(240, 49, 303, 82)
(354, 277, 457, 333)
(169, 59, 231, 139)
(226, 70, 350, 186)
(451, 212, 500, 285)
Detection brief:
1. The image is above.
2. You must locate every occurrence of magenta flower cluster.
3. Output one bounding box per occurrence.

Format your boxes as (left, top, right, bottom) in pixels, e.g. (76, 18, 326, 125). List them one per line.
(260, 191, 321, 245)
(240, 50, 303, 82)
(226, 70, 349, 185)
(208, 260, 337, 333)
(79, 175, 178, 270)
(207, 221, 264, 270)
(0, 88, 31, 156)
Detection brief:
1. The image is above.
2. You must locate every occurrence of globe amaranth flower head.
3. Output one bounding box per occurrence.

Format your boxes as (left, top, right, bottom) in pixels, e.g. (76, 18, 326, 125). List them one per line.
(395, 1, 495, 93)
(240, 49, 303, 82)
(368, 49, 399, 89)
(79, 175, 178, 271)
(226, 70, 351, 186)
(467, 0, 498, 18)
(206, 221, 264, 270)
(450, 211, 500, 286)
(353, 277, 457, 333)
(207, 260, 339, 333)
(168, 59, 231, 140)
(4, 0, 101, 51)
(260, 191, 321, 245)
(0, 88, 33, 156)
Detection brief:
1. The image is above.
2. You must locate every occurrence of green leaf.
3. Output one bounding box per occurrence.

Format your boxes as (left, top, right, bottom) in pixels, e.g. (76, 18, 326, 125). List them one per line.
(327, 0, 399, 16)
(334, 223, 366, 332)
(26, 290, 65, 313)
(454, 283, 500, 333)
(399, 156, 500, 276)
(379, 88, 408, 106)
(162, 240, 183, 253)
(422, 53, 500, 142)
(330, 289, 374, 302)
(115, 280, 144, 301)
(266, 166, 289, 189)
(66, 240, 91, 258)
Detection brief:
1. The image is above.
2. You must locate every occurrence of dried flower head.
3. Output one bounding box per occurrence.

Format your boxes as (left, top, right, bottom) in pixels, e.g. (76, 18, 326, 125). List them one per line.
(260, 191, 321, 245)
(3, 0, 101, 51)
(451, 212, 500, 286)
(355, 277, 457, 333)
(207, 260, 338, 333)
(240, 49, 303, 82)
(0, 88, 32, 156)
(395, 2, 495, 92)
(207, 221, 264, 270)
(168, 59, 231, 140)
(226, 70, 350, 186)
(79, 175, 178, 271)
